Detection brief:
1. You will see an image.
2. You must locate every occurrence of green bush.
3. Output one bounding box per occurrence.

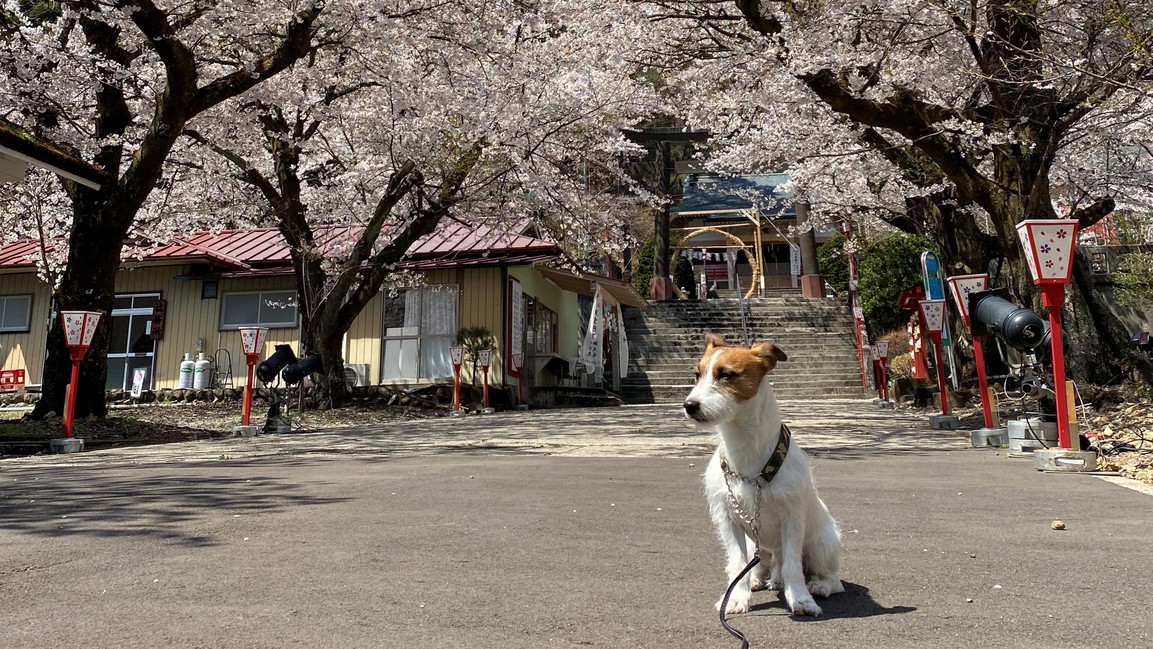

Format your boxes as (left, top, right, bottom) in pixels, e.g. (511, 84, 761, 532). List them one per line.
(1113, 251, 1153, 309)
(858, 234, 936, 338)
(633, 237, 697, 300)
(817, 234, 850, 297)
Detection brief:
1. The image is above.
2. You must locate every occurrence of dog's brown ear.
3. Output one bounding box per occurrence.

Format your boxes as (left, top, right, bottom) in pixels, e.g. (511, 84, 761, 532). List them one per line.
(705, 333, 727, 350)
(751, 342, 787, 367)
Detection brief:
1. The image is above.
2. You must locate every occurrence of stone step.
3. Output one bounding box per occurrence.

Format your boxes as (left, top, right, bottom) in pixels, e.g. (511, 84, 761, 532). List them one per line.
(621, 299, 861, 404)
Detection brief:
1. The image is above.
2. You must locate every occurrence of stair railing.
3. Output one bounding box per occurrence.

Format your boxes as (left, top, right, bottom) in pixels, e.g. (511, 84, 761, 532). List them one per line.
(732, 265, 752, 347)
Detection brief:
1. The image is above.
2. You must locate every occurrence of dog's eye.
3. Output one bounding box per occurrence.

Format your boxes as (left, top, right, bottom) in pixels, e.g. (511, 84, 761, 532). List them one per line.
(693, 368, 701, 381)
(716, 368, 735, 380)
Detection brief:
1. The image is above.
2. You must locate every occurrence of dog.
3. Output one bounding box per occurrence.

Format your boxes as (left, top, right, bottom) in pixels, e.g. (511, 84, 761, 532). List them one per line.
(683, 333, 843, 617)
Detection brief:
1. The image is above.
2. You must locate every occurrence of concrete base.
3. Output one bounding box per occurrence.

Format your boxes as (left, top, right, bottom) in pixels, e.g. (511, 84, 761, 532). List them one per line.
(233, 425, 260, 437)
(873, 399, 895, 409)
(1034, 448, 1098, 473)
(970, 427, 1008, 448)
(49, 438, 84, 453)
(516, 404, 530, 411)
(449, 409, 468, 417)
(929, 414, 961, 430)
(480, 407, 497, 415)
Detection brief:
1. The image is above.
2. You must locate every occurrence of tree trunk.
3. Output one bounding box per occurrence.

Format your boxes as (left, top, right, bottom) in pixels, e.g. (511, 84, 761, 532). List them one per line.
(300, 314, 351, 408)
(30, 210, 126, 420)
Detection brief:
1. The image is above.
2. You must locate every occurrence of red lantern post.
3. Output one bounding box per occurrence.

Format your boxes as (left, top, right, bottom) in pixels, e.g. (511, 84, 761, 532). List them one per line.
(512, 353, 529, 410)
(918, 299, 958, 429)
(238, 326, 269, 427)
(1016, 220, 1078, 449)
(60, 310, 102, 439)
(877, 340, 890, 402)
(450, 346, 464, 415)
(947, 273, 999, 434)
(479, 348, 495, 414)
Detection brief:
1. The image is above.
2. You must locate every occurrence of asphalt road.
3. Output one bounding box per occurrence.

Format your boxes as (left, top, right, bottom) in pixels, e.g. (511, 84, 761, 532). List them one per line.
(2, 400, 1151, 649)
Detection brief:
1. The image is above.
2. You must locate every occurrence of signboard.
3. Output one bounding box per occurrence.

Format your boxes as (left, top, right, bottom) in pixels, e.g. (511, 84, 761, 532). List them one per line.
(789, 244, 801, 277)
(921, 252, 945, 299)
(512, 353, 524, 370)
(130, 367, 147, 398)
(449, 346, 463, 369)
(877, 341, 889, 358)
(507, 275, 521, 375)
(0, 369, 25, 393)
(478, 348, 492, 370)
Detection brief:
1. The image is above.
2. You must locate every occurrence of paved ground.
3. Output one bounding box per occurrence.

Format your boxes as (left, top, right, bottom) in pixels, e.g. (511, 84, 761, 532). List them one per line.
(2, 399, 1151, 648)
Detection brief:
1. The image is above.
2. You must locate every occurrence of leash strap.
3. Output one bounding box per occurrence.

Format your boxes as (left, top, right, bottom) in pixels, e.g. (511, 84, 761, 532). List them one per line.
(719, 555, 762, 649)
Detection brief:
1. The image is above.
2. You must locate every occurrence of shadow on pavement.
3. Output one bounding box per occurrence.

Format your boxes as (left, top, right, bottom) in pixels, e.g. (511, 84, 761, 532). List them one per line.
(748, 580, 917, 619)
(1, 465, 348, 546)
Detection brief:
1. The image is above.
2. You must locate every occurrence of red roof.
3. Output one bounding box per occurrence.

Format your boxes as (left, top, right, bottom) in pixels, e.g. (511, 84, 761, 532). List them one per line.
(0, 220, 559, 272)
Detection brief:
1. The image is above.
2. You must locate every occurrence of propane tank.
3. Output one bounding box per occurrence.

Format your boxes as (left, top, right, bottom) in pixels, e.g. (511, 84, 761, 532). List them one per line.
(178, 353, 195, 389)
(193, 352, 214, 390)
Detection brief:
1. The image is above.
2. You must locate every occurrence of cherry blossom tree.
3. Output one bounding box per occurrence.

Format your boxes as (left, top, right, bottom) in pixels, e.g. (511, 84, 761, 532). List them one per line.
(647, 0, 1153, 385)
(0, 0, 334, 419)
(175, 0, 664, 403)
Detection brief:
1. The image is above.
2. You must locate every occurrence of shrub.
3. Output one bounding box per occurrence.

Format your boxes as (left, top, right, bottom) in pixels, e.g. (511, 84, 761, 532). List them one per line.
(858, 234, 937, 338)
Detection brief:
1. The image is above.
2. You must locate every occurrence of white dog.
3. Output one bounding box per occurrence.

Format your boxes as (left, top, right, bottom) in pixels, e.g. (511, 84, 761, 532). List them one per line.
(684, 333, 843, 617)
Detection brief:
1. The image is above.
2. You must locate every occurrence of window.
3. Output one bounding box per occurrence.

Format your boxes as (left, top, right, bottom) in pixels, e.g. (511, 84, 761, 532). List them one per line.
(0, 295, 33, 333)
(220, 290, 298, 329)
(382, 285, 459, 381)
(525, 295, 558, 356)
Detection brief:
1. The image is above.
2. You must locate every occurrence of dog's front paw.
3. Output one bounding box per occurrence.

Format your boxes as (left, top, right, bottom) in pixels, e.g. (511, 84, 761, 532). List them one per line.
(716, 591, 751, 615)
(785, 589, 823, 617)
(806, 576, 844, 598)
(789, 598, 823, 617)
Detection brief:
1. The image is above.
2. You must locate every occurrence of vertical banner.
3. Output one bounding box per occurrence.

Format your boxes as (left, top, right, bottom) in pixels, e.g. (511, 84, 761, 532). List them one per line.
(579, 285, 605, 371)
(508, 277, 523, 377)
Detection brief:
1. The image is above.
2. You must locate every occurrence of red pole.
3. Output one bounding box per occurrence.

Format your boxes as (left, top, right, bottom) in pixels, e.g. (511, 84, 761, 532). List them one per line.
(482, 366, 490, 409)
(242, 357, 256, 426)
(879, 359, 889, 401)
(1041, 285, 1072, 448)
(970, 334, 996, 429)
(64, 356, 81, 438)
(453, 365, 461, 411)
(930, 332, 950, 416)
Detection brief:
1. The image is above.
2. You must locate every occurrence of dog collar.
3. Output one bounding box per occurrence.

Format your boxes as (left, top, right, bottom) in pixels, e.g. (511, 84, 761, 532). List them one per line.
(720, 423, 792, 485)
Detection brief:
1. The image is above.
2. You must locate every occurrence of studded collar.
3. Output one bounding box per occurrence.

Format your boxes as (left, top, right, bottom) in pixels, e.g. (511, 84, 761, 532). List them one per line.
(720, 423, 792, 485)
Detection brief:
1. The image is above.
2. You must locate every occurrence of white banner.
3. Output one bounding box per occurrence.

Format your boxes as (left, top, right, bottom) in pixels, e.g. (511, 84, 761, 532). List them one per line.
(579, 285, 605, 370)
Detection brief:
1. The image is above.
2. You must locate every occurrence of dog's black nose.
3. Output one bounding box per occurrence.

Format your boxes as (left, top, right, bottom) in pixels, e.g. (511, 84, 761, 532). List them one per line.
(683, 399, 701, 416)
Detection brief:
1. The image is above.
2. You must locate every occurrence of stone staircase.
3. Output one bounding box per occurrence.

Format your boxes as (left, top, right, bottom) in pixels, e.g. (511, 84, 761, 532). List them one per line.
(620, 297, 866, 403)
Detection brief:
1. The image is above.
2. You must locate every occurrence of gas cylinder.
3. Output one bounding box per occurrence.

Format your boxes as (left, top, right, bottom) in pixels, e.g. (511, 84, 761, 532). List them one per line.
(193, 352, 214, 390)
(178, 353, 195, 389)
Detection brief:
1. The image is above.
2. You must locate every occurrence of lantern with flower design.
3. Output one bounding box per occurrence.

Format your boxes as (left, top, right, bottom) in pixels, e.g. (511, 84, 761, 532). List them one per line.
(918, 299, 952, 419)
(1016, 219, 1079, 449)
(238, 326, 269, 426)
(60, 310, 102, 438)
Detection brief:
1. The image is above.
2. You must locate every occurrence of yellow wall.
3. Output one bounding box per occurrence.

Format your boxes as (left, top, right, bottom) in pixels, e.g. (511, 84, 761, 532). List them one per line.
(108, 266, 301, 390)
(507, 266, 581, 364)
(1, 261, 588, 391)
(0, 272, 53, 384)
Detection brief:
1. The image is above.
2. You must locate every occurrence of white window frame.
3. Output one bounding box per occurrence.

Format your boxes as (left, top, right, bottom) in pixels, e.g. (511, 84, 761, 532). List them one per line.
(0, 294, 33, 333)
(381, 285, 459, 382)
(219, 290, 299, 329)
